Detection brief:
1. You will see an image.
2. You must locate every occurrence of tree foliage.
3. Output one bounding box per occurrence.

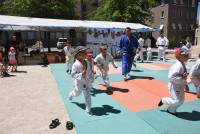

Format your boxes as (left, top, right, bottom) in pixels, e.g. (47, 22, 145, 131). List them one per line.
(0, 0, 76, 19)
(90, 0, 158, 24)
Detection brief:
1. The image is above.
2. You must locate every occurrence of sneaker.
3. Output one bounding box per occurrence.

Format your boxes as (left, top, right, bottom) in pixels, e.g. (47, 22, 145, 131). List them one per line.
(166, 109, 177, 116)
(124, 75, 128, 81)
(158, 100, 163, 107)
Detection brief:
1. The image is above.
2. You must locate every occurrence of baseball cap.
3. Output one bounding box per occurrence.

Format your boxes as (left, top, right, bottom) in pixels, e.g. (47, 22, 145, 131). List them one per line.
(175, 46, 190, 58)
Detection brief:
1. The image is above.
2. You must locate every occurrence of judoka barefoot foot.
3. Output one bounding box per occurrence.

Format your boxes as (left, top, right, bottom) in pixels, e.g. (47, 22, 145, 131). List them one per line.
(158, 100, 163, 107)
(66, 70, 69, 73)
(166, 109, 177, 116)
(68, 95, 73, 101)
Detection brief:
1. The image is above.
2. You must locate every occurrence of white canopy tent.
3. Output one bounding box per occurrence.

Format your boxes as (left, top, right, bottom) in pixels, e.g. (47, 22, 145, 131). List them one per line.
(0, 15, 154, 31)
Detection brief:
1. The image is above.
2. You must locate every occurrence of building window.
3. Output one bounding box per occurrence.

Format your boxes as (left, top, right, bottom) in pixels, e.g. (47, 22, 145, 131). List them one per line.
(173, 9, 176, 18)
(187, 0, 191, 7)
(178, 24, 182, 30)
(192, 0, 195, 7)
(172, 23, 176, 30)
(161, 11, 164, 18)
(172, 0, 177, 5)
(191, 11, 194, 19)
(180, 0, 184, 5)
(179, 10, 182, 17)
(190, 24, 194, 30)
(186, 12, 189, 19)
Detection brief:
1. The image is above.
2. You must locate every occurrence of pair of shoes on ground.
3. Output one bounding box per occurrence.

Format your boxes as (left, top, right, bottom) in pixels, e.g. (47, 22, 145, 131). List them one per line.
(49, 118, 74, 130)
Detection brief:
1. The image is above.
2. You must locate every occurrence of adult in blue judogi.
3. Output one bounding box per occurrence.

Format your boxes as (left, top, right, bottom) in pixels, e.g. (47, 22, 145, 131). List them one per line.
(118, 27, 139, 81)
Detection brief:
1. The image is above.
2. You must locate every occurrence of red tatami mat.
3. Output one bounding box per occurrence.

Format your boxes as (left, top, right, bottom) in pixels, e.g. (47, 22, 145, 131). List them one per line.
(98, 79, 197, 112)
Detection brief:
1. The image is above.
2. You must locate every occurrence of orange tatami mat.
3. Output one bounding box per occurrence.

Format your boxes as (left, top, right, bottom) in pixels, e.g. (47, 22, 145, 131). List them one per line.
(137, 62, 171, 70)
(98, 79, 197, 112)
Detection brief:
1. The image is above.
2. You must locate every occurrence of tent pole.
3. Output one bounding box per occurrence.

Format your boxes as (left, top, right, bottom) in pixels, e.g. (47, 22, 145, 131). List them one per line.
(38, 26, 48, 66)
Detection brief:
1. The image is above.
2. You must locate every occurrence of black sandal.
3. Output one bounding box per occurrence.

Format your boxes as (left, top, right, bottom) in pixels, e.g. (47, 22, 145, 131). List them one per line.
(49, 118, 61, 129)
(66, 121, 74, 130)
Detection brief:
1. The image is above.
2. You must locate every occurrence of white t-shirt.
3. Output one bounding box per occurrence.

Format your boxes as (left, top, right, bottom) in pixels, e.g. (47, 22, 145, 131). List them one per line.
(9, 51, 16, 60)
(138, 38, 144, 48)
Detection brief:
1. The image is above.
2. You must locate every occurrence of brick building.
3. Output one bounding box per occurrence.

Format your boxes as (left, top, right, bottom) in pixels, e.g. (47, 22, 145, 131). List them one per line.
(148, 0, 198, 47)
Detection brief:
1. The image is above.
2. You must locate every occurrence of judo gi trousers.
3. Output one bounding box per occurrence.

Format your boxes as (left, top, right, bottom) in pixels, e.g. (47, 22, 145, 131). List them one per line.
(190, 76, 200, 95)
(147, 52, 152, 61)
(158, 46, 166, 61)
(134, 50, 144, 61)
(161, 87, 185, 113)
(67, 57, 74, 71)
(122, 53, 134, 76)
(69, 86, 91, 112)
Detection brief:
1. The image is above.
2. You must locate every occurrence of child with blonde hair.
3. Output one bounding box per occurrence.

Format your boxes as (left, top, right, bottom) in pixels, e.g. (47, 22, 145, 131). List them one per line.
(94, 44, 118, 90)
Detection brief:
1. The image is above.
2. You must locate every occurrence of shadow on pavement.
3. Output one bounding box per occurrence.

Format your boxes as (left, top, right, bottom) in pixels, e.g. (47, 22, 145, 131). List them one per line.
(72, 102, 121, 116)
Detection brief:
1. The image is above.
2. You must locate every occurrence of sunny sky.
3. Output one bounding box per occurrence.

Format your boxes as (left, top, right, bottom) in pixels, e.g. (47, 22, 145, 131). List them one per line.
(197, 2, 200, 25)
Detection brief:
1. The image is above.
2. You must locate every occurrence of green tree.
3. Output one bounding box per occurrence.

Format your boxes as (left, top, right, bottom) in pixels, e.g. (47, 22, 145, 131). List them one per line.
(90, 0, 158, 24)
(0, 0, 76, 19)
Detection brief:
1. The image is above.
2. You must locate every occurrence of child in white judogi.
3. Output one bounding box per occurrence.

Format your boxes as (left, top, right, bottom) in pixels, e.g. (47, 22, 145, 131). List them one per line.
(146, 46, 152, 61)
(68, 46, 92, 115)
(86, 49, 95, 88)
(94, 44, 118, 89)
(64, 43, 74, 74)
(189, 53, 200, 98)
(134, 35, 144, 63)
(158, 47, 190, 116)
